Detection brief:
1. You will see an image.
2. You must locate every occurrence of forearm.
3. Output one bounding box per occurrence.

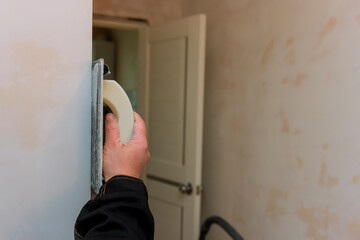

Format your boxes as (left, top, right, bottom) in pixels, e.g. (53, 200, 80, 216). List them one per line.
(75, 176, 154, 240)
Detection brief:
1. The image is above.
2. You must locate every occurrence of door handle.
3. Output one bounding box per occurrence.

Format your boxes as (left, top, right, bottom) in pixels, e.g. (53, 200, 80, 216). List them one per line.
(179, 183, 193, 195)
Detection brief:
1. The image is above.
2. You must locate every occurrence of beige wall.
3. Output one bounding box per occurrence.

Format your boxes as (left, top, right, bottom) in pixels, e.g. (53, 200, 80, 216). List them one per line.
(93, 0, 182, 24)
(183, 1, 360, 239)
(93, 1, 360, 239)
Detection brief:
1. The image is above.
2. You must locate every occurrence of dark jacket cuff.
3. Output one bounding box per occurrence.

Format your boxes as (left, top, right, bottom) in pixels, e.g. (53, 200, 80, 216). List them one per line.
(98, 175, 144, 196)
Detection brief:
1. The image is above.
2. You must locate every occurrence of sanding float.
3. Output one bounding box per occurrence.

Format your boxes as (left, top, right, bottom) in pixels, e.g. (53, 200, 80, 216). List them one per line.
(91, 59, 134, 194)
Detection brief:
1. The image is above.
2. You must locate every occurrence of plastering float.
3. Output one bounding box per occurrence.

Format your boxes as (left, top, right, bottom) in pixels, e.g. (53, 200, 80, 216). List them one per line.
(91, 59, 134, 194)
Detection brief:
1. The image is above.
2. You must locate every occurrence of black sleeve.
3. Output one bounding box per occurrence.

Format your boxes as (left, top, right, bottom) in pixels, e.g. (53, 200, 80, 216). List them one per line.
(74, 175, 154, 240)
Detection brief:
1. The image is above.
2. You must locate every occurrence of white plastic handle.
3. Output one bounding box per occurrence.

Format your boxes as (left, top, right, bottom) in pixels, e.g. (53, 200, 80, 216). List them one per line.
(103, 80, 134, 143)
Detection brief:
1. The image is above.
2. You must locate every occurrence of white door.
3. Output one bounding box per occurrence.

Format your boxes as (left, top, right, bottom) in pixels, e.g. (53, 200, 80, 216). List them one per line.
(146, 15, 206, 240)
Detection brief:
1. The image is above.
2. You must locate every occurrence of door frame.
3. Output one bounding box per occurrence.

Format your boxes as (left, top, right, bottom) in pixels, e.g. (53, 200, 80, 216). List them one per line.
(92, 15, 150, 182)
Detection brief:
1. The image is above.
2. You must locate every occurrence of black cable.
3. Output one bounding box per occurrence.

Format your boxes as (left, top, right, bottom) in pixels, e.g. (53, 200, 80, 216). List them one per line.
(199, 216, 245, 240)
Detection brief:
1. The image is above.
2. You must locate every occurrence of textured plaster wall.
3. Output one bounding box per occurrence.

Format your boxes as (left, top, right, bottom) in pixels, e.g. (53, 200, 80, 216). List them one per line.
(93, 0, 182, 24)
(183, 1, 360, 239)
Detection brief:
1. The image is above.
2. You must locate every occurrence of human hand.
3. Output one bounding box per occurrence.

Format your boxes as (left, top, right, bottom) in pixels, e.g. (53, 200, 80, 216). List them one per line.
(102, 112, 150, 181)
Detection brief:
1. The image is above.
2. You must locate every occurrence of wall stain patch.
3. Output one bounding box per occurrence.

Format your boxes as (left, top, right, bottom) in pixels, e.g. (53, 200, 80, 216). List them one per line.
(318, 161, 339, 188)
(319, 17, 337, 42)
(281, 74, 308, 87)
(286, 36, 295, 47)
(296, 205, 338, 240)
(285, 50, 296, 65)
(310, 49, 328, 62)
(261, 38, 275, 64)
(282, 118, 290, 133)
(294, 129, 302, 135)
(319, 161, 327, 186)
(295, 74, 308, 86)
(281, 77, 290, 85)
(0, 41, 60, 148)
(296, 157, 304, 168)
(322, 143, 329, 150)
(352, 174, 360, 184)
(314, 17, 337, 49)
(356, 14, 360, 25)
(266, 188, 288, 222)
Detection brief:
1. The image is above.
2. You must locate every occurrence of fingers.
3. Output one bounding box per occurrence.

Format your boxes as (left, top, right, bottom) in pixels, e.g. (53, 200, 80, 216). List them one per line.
(131, 112, 147, 144)
(105, 113, 120, 144)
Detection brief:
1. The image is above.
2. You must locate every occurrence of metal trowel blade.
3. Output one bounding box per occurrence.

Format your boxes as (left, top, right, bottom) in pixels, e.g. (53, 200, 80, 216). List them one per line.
(91, 59, 104, 194)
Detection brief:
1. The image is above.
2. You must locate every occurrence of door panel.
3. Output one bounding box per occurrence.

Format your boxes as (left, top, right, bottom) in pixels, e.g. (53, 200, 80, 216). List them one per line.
(149, 198, 182, 240)
(148, 38, 187, 168)
(148, 179, 184, 240)
(147, 14, 206, 240)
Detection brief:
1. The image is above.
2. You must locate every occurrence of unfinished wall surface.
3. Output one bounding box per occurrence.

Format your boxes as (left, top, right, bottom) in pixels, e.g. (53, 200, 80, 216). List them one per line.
(0, 0, 91, 239)
(93, 0, 182, 24)
(183, 1, 360, 239)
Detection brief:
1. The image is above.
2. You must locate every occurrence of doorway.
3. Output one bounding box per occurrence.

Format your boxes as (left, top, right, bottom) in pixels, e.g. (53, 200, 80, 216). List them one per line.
(92, 15, 149, 119)
(92, 14, 206, 240)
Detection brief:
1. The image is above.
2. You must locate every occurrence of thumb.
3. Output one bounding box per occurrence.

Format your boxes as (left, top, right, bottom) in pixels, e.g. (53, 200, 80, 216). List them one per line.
(130, 112, 147, 143)
(104, 113, 120, 144)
